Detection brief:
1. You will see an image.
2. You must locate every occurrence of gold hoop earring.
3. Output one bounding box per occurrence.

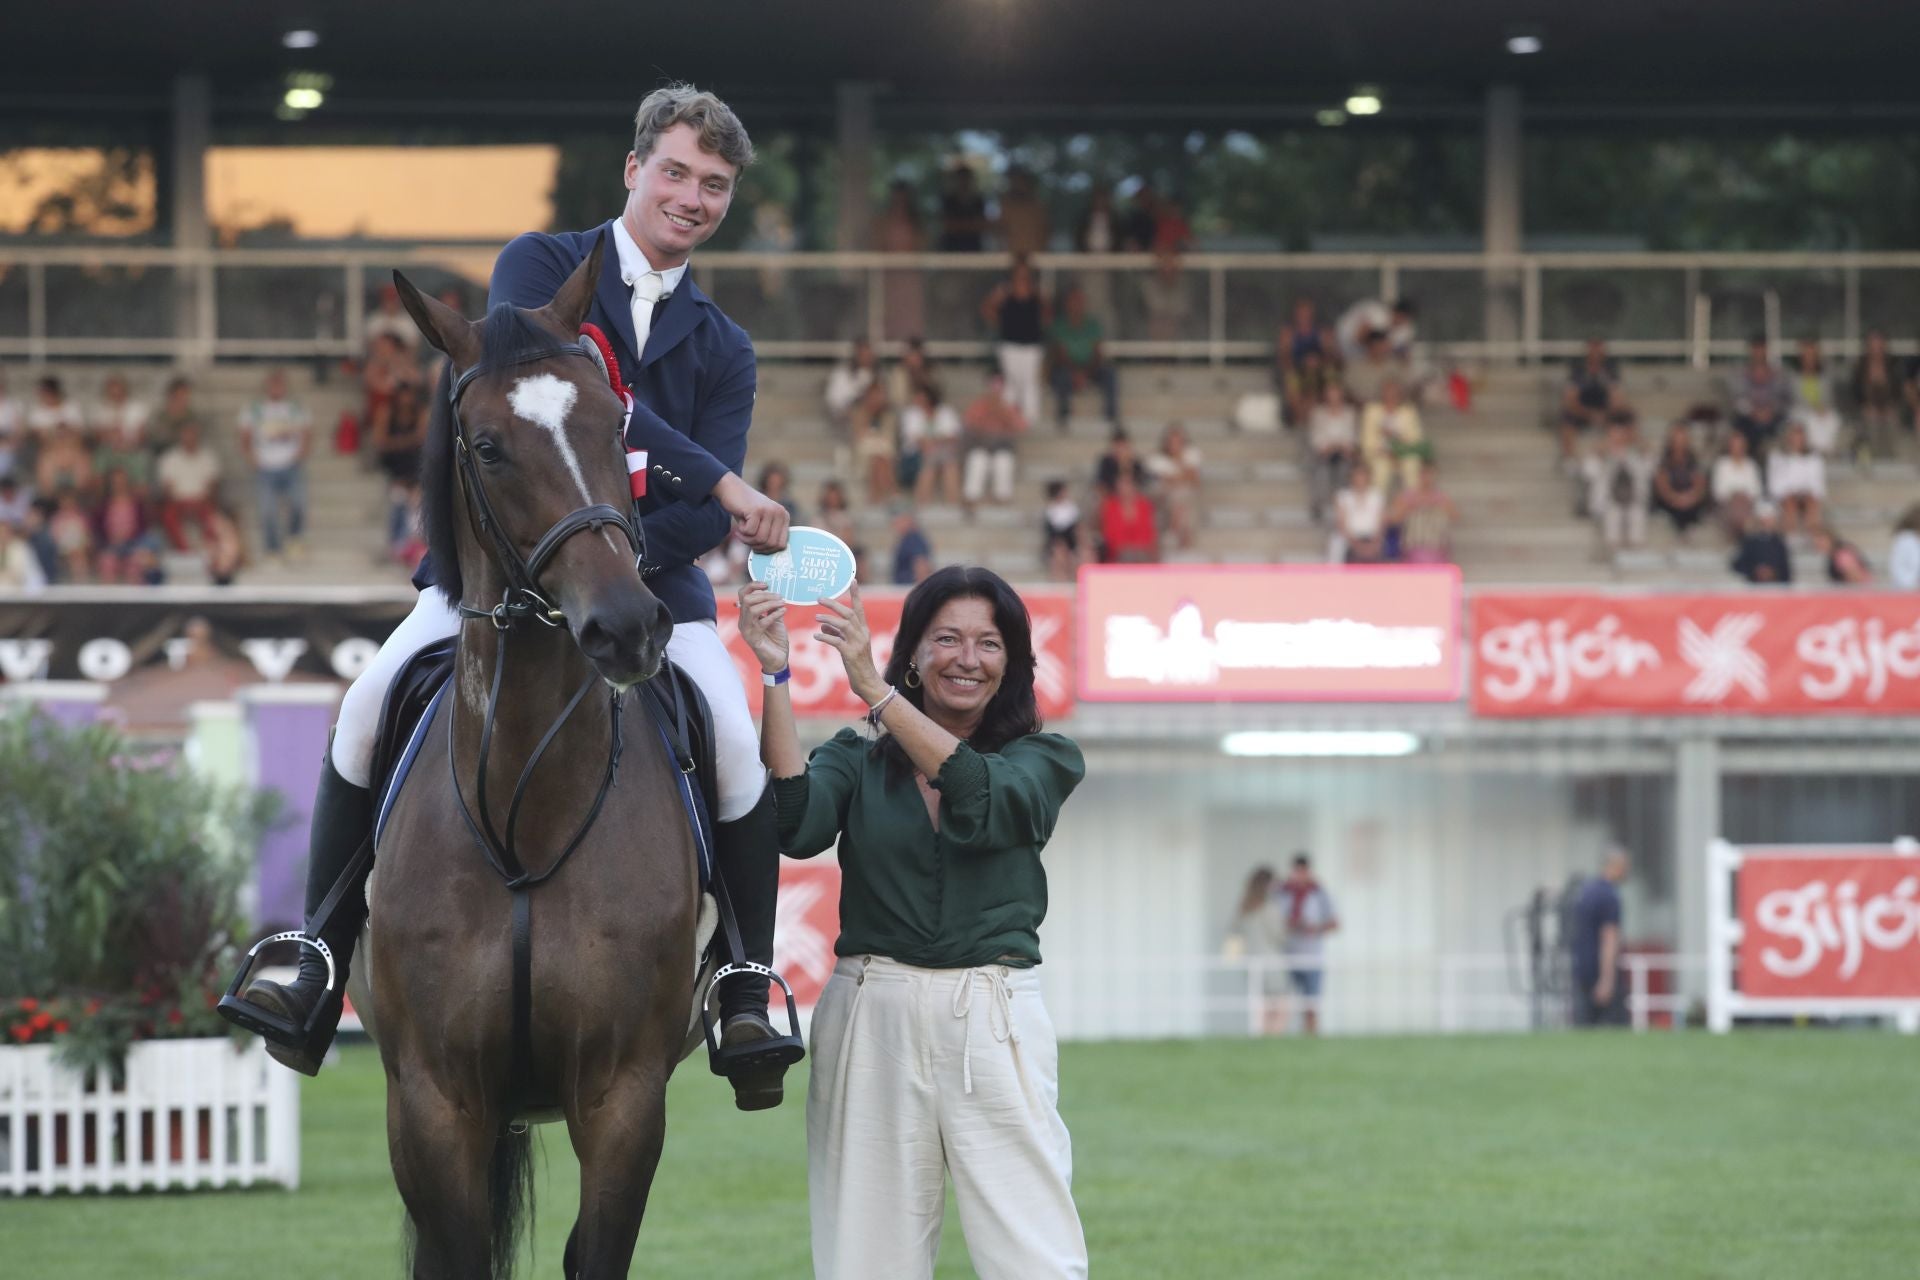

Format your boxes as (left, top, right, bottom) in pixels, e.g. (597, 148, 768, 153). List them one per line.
(904, 663, 922, 689)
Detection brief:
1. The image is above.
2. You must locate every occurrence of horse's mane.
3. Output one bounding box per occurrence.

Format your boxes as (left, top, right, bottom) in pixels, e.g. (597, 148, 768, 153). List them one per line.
(420, 303, 580, 604)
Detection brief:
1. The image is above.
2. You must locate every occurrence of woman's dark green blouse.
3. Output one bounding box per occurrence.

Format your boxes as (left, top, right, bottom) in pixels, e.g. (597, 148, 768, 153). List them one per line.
(773, 728, 1085, 969)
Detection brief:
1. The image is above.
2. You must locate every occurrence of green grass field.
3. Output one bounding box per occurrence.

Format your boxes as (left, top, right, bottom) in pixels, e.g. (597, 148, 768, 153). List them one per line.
(10, 1033, 1917, 1278)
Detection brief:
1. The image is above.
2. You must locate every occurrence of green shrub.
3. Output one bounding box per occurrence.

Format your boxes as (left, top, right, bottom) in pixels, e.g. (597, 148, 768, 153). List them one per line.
(0, 709, 281, 1072)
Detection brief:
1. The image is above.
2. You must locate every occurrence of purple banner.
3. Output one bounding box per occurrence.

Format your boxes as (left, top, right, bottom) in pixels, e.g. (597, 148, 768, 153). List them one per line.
(241, 684, 341, 930)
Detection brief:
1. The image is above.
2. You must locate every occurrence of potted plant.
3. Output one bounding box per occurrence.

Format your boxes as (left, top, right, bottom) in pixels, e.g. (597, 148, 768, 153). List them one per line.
(0, 708, 301, 1193)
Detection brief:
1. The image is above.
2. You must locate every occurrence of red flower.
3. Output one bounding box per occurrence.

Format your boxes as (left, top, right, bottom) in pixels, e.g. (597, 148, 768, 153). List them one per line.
(29, 1012, 53, 1031)
(16, 997, 38, 1012)
(52, 1020, 69, 1035)
(8, 1024, 31, 1043)
(165, 1008, 185, 1026)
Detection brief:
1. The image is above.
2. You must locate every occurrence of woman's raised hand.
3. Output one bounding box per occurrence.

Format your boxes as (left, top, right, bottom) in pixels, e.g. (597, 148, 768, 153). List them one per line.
(815, 582, 887, 705)
(736, 582, 790, 674)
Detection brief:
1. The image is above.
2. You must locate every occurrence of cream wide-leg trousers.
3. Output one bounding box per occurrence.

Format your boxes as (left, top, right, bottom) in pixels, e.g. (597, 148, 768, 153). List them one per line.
(806, 955, 1087, 1280)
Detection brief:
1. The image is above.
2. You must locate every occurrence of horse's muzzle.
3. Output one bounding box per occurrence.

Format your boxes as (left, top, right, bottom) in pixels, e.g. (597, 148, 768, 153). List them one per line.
(576, 594, 674, 687)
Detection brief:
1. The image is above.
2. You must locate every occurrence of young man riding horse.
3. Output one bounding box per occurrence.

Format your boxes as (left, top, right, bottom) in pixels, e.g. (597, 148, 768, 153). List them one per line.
(223, 84, 802, 1111)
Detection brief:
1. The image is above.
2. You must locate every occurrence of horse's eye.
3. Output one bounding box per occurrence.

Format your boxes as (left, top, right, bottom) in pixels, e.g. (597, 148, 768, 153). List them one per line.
(474, 440, 503, 465)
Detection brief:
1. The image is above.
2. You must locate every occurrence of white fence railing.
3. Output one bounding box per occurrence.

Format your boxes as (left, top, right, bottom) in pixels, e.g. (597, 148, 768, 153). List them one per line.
(4, 245, 1920, 365)
(0, 1037, 299, 1195)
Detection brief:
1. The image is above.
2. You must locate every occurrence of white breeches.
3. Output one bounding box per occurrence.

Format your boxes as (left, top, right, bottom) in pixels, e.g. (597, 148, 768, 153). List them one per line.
(332, 589, 766, 820)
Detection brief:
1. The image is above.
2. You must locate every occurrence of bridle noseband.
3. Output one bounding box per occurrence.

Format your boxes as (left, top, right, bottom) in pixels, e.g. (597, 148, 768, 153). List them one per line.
(445, 349, 646, 631)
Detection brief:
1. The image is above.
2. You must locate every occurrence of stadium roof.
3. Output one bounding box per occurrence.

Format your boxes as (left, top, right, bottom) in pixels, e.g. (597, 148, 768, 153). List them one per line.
(9, 0, 1920, 128)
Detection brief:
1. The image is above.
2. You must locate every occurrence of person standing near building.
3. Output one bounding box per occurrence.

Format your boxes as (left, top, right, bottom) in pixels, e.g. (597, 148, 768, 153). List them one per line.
(1274, 853, 1338, 1035)
(237, 368, 311, 563)
(1568, 849, 1630, 1027)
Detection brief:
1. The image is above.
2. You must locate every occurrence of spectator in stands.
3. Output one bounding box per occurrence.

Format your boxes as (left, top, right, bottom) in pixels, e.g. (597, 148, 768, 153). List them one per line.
(1766, 422, 1825, 536)
(1285, 347, 1337, 436)
(363, 331, 420, 440)
(873, 180, 926, 341)
(1710, 429, 1764, 542)
(1790, 338, 1844, 458)
(238, 368, 312, 563)
(1583, 414, 1654, 552)
(1275, 297, 1338, 417)
(825, 339, 879, 432)
(1361, 379, 1427, 495)
(1888, 504, 1920, 590)
(1149, 189, 1193, 254)
(21, 499, 60, 584)
(27, 376, 84, 441)
(981, 259, 1049, 429)
(1120, 182, 1159, 251)
(1042, 478, 1082, 581)
(1098, 468, 1159, 563)
(0, 370, 20, 481)
(960, 371, 1026, 510)
(92, 408, 152, 500)
(1389, 461, 1459, 564)
(1144, 423, 1202, 552)
(150, 375, 200, 456)
(373, 381, 428, 562)
(91, 373, 149, 451)
(1560, 339, 1625, 461)
(1226, 866, 1289, 1036)
(1812, 526, 1873, 584)
(909, 384, 963, 508)
(1306, 381, 1359, 525)
(35, 424, 94, 500)
(0, 472, 28, 528)
(1850, 330, 1905, 463)
(364, 282, 420, 355)
(1275, 854, 1338, 1036)
(1094, 426, 1149, 495)
(0, 516, 45, 591)
(885, 334, 942, 408)
(889, 504, 934, 585)
(1651, 422, 1710, 539)
(1729, 335, 1792, 459)
(937, 162, 989, 252)
(1333, 462, 1387, 564)
(1048, 285, 1119, 427)
(1336, 297, 1416, 363)
(1140, 249, 1192, 343)
(995, 167, 1050, 258)
(1344, 328, 1410, 407)
(1567, 850, 1629, 1028)
(48, 491, 92, 581)
(851, 380, 897, 505)
(751, 462, 796, 525)
(205, 502, 246, 586)
(816, 479, 863, 567)
(1732, 501, 1792, 584)
(93, 467, 159, 584)
(157, 420, 223, 552)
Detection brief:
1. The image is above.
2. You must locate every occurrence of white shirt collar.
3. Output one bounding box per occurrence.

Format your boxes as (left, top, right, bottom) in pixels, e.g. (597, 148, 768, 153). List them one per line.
(611, 218, 689, 295)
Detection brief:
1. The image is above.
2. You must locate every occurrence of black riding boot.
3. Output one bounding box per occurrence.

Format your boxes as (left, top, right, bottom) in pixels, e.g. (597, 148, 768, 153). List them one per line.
(218, 753, 374, 1077)
(711, 783, 802, 1110)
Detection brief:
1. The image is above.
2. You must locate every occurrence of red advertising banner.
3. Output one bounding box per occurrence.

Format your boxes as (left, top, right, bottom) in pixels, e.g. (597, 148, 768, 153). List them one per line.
(1473, 592, 1920, 717)
(1076, 564, 1461, 702)
(774, 859, 843, 1013)
(1738, 853, 1920, 999)
(717, 587, 1075, 721)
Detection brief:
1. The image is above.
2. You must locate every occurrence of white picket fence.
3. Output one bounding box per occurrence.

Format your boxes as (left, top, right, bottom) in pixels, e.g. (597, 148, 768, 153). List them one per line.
(0, 1037, 300, 1194)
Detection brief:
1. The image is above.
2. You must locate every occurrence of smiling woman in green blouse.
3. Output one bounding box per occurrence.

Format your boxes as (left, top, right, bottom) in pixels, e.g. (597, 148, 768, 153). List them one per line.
(738, 565, 1088, 1280)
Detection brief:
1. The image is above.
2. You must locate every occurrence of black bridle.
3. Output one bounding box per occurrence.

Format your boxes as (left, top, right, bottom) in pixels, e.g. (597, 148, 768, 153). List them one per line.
(441, 348, 656, 1104)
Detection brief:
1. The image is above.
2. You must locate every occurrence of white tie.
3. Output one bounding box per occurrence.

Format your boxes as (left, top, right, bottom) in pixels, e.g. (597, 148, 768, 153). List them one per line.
(629, 271, 666, 358)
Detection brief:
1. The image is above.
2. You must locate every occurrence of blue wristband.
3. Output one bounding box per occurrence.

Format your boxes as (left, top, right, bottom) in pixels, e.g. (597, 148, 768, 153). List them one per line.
(762, 667, 791, 687)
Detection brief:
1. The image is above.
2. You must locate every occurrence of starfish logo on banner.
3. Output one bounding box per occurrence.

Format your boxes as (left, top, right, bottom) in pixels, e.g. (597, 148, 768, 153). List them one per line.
(1679, 613, 1770, 704)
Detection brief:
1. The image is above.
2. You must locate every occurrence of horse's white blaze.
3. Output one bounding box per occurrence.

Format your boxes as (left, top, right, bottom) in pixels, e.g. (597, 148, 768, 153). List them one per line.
(509, 374, 593, 505)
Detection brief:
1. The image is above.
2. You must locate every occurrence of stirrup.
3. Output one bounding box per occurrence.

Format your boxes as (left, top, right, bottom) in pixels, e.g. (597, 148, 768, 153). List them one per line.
(699, 962, 807, 1075)
(216, 931, 337, 1046)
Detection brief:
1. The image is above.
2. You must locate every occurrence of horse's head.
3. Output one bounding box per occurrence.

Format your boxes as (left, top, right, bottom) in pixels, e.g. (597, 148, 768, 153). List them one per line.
(395, 238, 673, 688)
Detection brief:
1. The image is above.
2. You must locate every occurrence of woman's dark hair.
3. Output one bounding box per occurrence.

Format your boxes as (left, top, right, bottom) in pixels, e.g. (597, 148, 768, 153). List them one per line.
(876, 565, 1040, 773)
(1897, 503, 1920, 536)
(1238, 866, 1276, 917)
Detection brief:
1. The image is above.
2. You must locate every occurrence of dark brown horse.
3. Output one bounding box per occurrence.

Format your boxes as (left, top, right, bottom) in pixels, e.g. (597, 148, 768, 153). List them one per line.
(369, 245, 700, 1279)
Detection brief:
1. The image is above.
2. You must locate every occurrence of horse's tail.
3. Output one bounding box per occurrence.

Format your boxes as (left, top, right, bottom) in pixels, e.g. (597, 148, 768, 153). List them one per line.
(488, 1126, 537, 1279)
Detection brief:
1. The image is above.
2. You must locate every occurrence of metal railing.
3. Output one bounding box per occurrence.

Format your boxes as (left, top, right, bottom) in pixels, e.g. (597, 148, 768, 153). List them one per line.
(4, 244, 1920, 366)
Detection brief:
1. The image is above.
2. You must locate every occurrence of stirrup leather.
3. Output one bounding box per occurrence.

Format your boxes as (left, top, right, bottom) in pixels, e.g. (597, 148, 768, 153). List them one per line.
(216, 931, 338, 1045)
(699, 962, 807, 1074)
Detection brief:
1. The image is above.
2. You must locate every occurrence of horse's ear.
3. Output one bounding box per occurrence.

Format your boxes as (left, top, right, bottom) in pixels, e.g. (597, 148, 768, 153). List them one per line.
(394, 270, 479, 367)
(540, 231, 605, 336)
